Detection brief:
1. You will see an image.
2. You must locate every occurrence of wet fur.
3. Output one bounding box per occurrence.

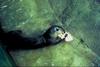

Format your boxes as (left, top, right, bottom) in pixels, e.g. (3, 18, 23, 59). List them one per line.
(0, 21, 63, 50)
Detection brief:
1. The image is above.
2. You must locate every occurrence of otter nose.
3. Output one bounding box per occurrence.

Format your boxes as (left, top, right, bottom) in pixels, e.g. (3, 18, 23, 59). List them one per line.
(64, 32, 73, 42)
(58, 32, 73, 42)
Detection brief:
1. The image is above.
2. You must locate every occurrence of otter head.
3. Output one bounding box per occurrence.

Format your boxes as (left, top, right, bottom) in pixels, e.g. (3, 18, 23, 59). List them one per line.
(43, 25, 73, 44)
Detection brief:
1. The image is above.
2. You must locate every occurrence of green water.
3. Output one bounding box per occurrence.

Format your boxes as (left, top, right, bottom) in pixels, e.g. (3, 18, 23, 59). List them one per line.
(0, 0, 100, 66)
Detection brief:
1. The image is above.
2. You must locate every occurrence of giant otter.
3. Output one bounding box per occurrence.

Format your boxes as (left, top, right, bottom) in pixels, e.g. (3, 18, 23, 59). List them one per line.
(0, 24, 73, 50)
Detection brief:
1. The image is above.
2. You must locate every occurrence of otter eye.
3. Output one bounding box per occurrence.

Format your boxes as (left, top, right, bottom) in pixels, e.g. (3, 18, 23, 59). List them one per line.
(55, 27, 59, 31)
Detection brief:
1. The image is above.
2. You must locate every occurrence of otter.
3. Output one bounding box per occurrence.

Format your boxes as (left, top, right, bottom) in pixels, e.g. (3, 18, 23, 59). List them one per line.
(0, 23, 73, 50)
